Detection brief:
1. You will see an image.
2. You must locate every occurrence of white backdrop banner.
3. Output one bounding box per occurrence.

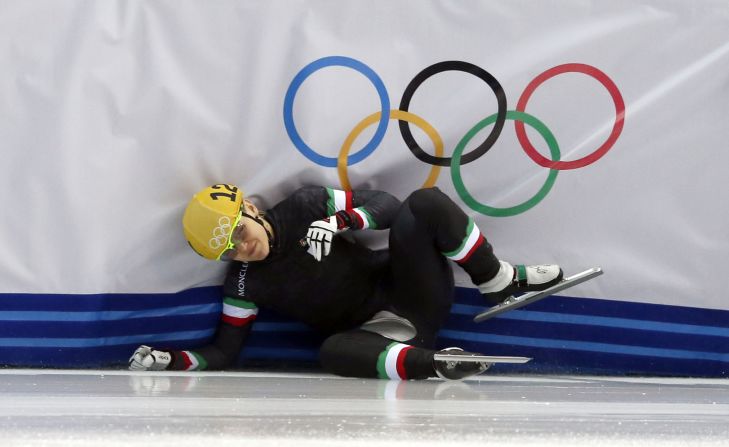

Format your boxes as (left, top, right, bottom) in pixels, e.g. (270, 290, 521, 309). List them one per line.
(1, 0, 728, 314)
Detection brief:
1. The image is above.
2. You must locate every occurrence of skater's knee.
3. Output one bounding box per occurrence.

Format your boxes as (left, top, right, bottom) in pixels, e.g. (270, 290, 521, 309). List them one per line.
(320, 329, 389, 378)
(405, 187, 452, 219)
(320, 331, 347, 363)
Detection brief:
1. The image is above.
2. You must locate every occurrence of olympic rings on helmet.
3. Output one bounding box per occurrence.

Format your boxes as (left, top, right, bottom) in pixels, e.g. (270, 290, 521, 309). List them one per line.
(209, 216, 233, 250)
(283, 56, 625, 216)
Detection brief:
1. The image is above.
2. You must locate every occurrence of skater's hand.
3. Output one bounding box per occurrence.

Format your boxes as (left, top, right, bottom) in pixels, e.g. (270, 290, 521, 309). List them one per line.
(129, 345, 172, 371)
(305, 216, 340, 261)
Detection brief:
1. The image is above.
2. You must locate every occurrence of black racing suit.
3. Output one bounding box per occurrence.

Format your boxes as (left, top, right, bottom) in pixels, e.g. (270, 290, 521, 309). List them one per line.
(168, 186, 500, 379)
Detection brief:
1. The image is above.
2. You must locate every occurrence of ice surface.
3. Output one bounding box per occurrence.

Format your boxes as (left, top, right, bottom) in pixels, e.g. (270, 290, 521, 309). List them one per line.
(0, 369, 727, 446)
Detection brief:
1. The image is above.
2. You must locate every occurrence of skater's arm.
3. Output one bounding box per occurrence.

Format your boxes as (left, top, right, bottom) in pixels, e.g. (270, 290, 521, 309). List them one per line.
(323, 187, 401, 230)
(168, 296, 257, 370)
(296, 186, 401, 261)
(129, 297, 258, 371)
(286, 186, 400, 230)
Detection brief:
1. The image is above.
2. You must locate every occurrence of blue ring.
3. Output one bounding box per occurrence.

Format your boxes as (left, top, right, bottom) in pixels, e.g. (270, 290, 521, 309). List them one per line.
(283, 56, 390, 168)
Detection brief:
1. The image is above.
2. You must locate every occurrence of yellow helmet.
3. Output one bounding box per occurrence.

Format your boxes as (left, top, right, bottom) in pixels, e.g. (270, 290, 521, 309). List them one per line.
(182, 184, 243, 260)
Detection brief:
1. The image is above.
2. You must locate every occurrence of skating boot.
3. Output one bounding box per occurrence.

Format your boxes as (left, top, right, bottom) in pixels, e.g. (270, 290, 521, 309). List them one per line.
(474, 267, 603, 322)
(478, 261, 563, 306)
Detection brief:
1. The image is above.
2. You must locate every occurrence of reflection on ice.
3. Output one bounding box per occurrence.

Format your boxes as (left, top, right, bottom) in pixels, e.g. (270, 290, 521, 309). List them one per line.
(0, 369, 728, 446)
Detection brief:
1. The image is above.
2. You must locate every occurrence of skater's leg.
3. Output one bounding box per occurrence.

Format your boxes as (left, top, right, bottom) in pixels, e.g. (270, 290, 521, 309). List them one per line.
(397, 187, 563, 306)
(401, 187, 501, 284)
(319, 329, 488, 380)
(320, 329, 436, 379)
(386, 190, 457, 346)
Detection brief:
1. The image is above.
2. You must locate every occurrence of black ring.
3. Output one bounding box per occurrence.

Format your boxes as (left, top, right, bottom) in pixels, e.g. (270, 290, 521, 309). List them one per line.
(398, 61, 507, 167)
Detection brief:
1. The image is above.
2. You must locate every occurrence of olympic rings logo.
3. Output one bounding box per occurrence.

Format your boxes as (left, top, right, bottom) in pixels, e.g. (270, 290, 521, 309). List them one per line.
(283, 56, 625, 216)
(208, 216, 232, 250)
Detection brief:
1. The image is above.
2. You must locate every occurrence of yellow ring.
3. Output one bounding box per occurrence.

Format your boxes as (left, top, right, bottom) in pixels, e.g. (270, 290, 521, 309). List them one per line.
(337, 110, 444, 191)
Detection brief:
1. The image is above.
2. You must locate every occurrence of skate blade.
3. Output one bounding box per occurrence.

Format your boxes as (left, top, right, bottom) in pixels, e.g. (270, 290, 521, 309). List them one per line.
(474, 267, 604, 323)
(433, 354, 532, 364)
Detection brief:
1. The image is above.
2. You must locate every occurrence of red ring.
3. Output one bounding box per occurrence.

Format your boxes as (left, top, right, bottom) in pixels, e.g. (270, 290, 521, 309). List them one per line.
(515, 63, 625, 170)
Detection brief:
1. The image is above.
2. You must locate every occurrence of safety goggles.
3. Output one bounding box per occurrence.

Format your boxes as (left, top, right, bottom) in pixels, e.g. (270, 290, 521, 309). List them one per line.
(217, 210, 252, 262)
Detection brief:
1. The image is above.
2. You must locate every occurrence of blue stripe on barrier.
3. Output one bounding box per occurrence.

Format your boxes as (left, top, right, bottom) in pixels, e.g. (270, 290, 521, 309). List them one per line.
(0, 286, 728, 375)
(0, 303, 221, 322)
(0, 287, 222, 311)
(438, 330, 729, 362)
(450, 304, 729, 338)
(454, 289, 729, 326)
(441, 340, 729, 376)
(444, 315, 728, 353)
(0, 315, 220, 338)
(0, 337, 217, 367)
(0, 329, 216, 348)
(0, 318, 308, 346)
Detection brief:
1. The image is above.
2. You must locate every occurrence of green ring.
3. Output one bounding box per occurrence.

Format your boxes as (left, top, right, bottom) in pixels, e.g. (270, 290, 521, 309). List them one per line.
(450, 110, 561, 217)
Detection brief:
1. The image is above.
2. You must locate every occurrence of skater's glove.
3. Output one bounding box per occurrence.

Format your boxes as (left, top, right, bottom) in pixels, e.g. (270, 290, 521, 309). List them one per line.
(129, 345, 172, 371)
(305, 216, 341, 261)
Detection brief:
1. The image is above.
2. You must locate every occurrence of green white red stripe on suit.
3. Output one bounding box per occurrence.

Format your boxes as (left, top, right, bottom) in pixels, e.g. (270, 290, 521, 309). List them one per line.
(443, 218, 484, 264)
(222, 296, 258, 327)
(326, 187, 376, 229)
(377, 342, 413, 380)
(180, 350, 207, 371)
(326, 188, 353, 214)
(350, 207, 375, 229)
